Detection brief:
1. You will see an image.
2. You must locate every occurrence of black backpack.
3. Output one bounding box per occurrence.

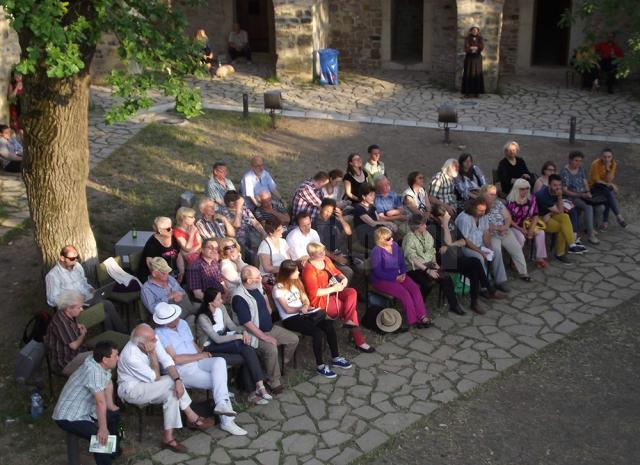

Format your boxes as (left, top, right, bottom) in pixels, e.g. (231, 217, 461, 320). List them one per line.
(21, 311, 52, 346)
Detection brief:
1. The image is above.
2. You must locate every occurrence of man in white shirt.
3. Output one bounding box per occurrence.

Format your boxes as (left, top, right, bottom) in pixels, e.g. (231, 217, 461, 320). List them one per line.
(117, 324, 215, 452)
(45, 245, 127, 333)
(241, 156, 281, 208)
(286, 212, 321, 264)
(153, 303, 247, 436)
(228, 22, 251, 64)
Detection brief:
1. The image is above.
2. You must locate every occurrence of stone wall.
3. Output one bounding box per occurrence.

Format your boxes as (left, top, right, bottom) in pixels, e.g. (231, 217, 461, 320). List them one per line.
(180, 0, 235, 55)
(0, 9, 21, 124)
(273, 0, 317, 77)
(429, 0, 458, 84)
(499, 0, 518, 75)
(455, 0, 505, 92)
(328, 0, 382, 68)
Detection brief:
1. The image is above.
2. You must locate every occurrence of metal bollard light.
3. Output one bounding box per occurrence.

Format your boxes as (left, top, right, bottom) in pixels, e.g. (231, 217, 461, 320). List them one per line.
(569, 116, 577, 145)
(243, 93, 249, 118)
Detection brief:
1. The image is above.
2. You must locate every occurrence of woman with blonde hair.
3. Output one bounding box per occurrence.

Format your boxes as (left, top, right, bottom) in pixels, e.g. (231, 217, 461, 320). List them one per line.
(139, 216, 181, 280)
(506, 178, 548, 268)
(370, 227, 432, 329)
(219, 237, 247, 294)
(301, 242, 374, 352)
(274, 260, 352, 378)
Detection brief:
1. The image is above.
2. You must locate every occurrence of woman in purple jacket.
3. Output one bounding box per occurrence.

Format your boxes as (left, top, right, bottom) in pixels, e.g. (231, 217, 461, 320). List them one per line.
(370, 227, 432, 328)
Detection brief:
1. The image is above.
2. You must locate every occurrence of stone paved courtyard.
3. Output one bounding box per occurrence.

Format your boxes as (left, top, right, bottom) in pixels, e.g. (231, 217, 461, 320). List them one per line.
(131, 222, 640, 465)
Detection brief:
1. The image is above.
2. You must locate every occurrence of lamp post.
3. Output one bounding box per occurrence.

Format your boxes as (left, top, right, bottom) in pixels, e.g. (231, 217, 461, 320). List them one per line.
(437, 104, 458, 144)
(264, 90, 283, 129)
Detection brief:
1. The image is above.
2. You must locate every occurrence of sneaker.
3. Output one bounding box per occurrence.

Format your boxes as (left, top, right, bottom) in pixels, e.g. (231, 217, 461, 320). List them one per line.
(568, 245, 586, 254)
(588, 235, 600, 244)
(555, 254, 572, 264)
(332, 357, 353, 369)
(220, 419, 247, 436)
(317, 365, 337, 379)
(257, 388, 273, 401)
(214, 400, 237, 417)
(248, 392, 268, 405)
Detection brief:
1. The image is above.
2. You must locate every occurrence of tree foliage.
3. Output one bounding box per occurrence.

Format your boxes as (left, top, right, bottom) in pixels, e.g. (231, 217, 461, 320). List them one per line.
(561, 0, 640, 78)
(3, 0, 205, 122)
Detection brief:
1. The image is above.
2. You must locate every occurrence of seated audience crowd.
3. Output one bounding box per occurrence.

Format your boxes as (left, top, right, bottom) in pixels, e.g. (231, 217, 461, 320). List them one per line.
(47, 142, 627, 458)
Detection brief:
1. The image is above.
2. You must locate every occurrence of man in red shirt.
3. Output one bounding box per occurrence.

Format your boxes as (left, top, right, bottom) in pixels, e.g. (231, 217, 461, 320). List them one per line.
(594, 33, 624, 93)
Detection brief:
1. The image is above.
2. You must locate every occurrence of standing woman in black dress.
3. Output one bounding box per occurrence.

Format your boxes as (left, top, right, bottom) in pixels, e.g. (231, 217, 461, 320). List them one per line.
(461, 27, 485, 98)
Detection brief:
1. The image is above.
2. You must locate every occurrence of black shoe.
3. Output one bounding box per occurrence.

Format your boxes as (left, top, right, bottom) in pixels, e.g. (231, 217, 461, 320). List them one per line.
(495, 283, 510, 293)
(450, 305, 466, 316)
(555, 254, 572, 265)
(356, 344, 376, 353)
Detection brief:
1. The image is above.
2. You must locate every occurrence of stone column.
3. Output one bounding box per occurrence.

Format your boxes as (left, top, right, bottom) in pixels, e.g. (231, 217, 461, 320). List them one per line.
(273, 0, 329, 79)
(455, 0, 505, 92)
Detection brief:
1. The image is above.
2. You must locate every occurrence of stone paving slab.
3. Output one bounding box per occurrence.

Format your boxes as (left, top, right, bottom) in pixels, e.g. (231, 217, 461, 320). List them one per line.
(133, 223, 640, 465)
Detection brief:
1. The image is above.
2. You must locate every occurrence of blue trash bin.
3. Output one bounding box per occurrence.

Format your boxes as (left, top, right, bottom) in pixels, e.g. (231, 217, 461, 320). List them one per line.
(318, 48, 339, 85)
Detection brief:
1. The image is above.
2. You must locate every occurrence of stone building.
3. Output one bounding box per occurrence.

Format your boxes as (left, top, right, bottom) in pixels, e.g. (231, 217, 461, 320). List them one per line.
(179, 0, 633, 91)
(0, 0, 634, 120)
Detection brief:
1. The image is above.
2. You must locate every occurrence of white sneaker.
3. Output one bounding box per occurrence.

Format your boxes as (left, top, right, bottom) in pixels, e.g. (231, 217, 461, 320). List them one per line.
(220, 419, 247, 436)
(214, 400, 237, 417)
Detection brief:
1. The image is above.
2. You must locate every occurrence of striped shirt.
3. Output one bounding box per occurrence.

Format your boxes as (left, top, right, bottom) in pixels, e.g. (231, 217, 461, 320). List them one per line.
(45, 309, 86, 372)
(205, 177, 235, 207)
(195, 217, 227, 240)
(52, 356, 111, 422)
(429, 171, 457, 206)
(186, 256, 225, 294)
(292, 179, 323, 220)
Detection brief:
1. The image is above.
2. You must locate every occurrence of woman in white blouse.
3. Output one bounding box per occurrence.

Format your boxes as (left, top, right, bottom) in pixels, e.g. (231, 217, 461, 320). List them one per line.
(257, 218, 291, 276)
(403, 171, 431, 218)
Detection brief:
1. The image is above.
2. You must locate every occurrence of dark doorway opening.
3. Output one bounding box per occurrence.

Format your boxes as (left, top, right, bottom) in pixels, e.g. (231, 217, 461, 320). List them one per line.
(532, 0, 571, 66)
(392, 0, 424, 63)
(236, 0, 273, 54)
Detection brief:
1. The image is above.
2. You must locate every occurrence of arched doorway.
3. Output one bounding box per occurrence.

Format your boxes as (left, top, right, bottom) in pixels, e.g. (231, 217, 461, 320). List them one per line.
(392, 0, 424, 63)
(532, 0, 571, 66)
(235, 0, 275, 55)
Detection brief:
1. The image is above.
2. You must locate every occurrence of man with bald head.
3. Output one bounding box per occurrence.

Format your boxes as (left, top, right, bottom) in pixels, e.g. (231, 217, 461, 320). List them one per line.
(254, 190, 290, 227)
(46, 244, 127, 333)
(241, 156, 281, 209)
(117, 324, 214, 452)
(231, 266, 298, 394)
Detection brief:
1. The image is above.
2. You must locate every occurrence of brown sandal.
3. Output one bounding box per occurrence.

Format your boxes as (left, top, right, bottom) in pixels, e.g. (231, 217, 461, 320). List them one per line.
(187, 416, 214, 431)
(161, 439, 187, 453)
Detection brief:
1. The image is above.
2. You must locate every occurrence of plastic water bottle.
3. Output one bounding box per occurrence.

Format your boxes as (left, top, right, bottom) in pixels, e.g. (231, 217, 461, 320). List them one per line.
(30, 389, 44, 419)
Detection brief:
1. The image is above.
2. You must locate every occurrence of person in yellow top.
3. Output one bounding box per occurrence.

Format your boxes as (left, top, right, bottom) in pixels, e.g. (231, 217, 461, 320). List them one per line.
(588, 148, 625, 229)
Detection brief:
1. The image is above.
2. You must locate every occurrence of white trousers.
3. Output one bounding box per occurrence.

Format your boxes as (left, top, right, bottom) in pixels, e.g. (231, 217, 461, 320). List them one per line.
(177, 357, 233, 426)
(118, 376, 192, 430)
(491, 231, 528, 276)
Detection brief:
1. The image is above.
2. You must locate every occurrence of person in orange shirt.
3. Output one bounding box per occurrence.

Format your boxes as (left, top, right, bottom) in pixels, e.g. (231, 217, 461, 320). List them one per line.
(589, 148, 626, 229)
(594, 33, 624, 93)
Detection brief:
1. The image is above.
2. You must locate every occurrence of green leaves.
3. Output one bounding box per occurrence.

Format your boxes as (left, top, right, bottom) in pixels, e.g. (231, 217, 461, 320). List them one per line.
(2, 0, 205, 122)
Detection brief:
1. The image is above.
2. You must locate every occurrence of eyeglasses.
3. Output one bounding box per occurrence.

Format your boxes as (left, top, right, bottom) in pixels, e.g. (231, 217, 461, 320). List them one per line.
(65, 255, 79, 261)
(223, 244, 237, 251)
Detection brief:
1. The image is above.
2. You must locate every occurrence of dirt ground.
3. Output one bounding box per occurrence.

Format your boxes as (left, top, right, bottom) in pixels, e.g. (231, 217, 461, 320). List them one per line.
(1, 114, 638, 464)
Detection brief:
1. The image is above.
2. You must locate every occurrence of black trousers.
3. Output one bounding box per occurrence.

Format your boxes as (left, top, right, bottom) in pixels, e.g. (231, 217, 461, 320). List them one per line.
(204, 339, 263, 392)
(441, 255, 489, 303)
(55, 410, 120, 465)
(228, 46, 252, 62)
(407, 269, 457, 309)
(283, 315, 338, 366)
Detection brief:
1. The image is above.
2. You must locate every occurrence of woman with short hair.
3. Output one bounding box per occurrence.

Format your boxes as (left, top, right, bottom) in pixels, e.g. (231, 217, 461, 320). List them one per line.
(402, 214, 463, 315)
(301, 242, 374, 353)
(274, 260, 352, 378)
(219, 237, 247, 295)
(139, 216, 181, 281)
(403, 171, 431, 218)
(370, 227, 432, 329)
(455, 153, 486, 201)
(533, 161, 556, 193)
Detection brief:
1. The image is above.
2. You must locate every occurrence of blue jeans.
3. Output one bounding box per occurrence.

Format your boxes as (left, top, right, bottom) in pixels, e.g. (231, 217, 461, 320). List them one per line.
(55, 410, 120, 465)
(591, 184, 619, 222)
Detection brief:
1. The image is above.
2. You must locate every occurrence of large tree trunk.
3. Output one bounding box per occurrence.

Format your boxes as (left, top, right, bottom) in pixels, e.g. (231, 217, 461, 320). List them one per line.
(21, 70, 98, 276)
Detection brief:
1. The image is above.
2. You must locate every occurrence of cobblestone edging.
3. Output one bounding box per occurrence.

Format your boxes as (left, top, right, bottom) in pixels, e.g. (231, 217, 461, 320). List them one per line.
(135, 224, 640, 465)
